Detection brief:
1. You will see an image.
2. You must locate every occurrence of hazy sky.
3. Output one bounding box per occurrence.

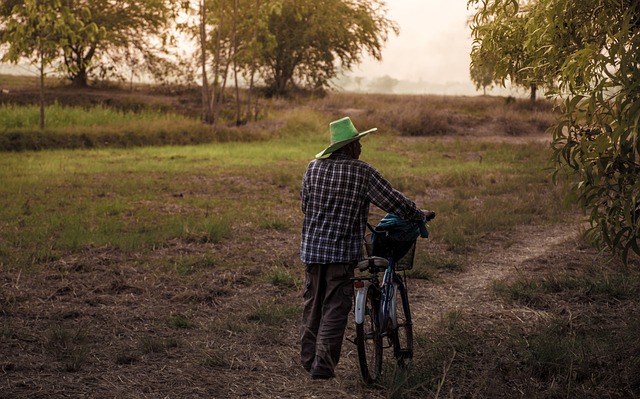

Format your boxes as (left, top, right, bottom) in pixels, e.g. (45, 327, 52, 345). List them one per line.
(353, 0, 476, 85)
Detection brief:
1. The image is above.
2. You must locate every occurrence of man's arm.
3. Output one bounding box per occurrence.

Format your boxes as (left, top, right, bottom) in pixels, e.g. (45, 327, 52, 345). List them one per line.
(300, 165, 310, 215)
(367, 167, 426, 222)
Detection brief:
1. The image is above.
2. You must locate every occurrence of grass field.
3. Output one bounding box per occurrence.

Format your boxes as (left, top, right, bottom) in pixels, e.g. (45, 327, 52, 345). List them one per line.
(0, 105, 566, 268)
(1, 86, 639, 398)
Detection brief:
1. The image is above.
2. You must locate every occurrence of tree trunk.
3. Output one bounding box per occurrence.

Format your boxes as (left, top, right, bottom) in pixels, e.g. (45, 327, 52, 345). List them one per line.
(70, 69, 88, 87)
(272, 67, 288, 96)
(67, 45, 94, 87)
(246, 0, 259, 122)
(212, 0, 224, 121)
(530, 83, 537, 102)
(200, 0, 213, 124)
(39, 50, 45, 129)
(220, 45, 230, 102)
(232, 0, 242, 126)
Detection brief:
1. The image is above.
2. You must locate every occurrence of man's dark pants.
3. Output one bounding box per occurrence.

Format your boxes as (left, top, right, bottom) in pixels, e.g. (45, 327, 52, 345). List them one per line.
(300, 262, 355, 378)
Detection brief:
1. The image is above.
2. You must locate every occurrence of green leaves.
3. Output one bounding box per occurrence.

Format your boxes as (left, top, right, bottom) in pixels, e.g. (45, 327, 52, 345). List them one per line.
(3, 0, 61, 62)
(260, 0, 398, 95)
(473, 0, 640, 263)
(0, 0, 177, 86)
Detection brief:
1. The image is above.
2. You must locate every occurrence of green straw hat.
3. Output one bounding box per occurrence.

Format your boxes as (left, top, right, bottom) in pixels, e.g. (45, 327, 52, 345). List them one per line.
(315, 117, 377, 159)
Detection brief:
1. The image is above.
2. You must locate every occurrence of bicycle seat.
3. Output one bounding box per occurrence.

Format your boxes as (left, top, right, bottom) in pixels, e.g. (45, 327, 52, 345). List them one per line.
(357, 256, 388, 272)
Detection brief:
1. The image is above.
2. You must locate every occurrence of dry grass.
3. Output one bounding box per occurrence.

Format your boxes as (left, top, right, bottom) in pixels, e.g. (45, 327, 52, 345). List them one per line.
(1, 85, 638, 398)
(310, 92, 557, 138)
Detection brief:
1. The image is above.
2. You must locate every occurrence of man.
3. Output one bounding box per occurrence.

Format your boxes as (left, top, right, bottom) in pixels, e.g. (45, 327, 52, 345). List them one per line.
(299, 116, 430, 380)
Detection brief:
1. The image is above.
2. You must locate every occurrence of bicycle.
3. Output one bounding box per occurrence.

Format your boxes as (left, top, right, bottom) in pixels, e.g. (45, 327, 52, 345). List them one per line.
(352, 212, 434, 384)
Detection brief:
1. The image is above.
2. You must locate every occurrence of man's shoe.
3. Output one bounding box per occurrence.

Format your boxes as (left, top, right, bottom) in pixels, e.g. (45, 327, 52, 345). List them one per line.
(310, 370, 334, 380)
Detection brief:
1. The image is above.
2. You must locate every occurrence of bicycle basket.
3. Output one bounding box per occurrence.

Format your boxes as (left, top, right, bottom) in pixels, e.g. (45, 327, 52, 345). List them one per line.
(395, 240, 416, 271)
(364, 232, 417, 271)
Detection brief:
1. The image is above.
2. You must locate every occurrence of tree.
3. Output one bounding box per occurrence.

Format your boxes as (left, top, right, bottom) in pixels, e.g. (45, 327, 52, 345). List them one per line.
(182, 0, 275, 124)
(369, 75, 398, 94)
(260, 0, 398, 96)
(0, 0, 179, 86)
(68, 0, 180, 86)
(236, 0, 271, 122)
(469, 0, 640, 262)
(1, 0, 98, 127)
(469, 0, 552, 100)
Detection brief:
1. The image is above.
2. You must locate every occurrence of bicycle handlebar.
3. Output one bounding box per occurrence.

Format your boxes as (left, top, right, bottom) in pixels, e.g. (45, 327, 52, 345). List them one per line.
(368, 211, 435, 239)
(419, 211, 436, 238)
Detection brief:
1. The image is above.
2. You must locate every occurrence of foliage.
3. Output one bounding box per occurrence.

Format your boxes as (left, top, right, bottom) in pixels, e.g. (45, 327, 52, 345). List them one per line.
(470, 0, 640, 263)
(468, 0, 553, 100)
(259, 0, 398, 95)
(0, 0, 97, 127)
(2, 0, 71, 64)
(194, 0, 276, 123)
(1, 0, 396, 95)
(0, 0, 179, 86)
(65, 0, 181, 86)
(545, 0, 640, 263)
(469, 47, 498, 95)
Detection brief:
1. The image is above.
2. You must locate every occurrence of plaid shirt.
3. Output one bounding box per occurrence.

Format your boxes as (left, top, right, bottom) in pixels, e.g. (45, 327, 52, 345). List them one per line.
(300, 153, 425, 264)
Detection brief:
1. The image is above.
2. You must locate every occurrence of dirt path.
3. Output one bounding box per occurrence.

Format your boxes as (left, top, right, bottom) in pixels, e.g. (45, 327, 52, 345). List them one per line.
(411, 223, 582, 326)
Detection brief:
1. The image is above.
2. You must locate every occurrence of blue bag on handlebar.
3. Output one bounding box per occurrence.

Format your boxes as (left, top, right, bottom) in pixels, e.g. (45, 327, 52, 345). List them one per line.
(369, 214, 426, 261)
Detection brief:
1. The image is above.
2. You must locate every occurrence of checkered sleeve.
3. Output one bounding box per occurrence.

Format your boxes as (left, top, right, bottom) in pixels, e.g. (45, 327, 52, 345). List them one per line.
(367, 167, 425, 222)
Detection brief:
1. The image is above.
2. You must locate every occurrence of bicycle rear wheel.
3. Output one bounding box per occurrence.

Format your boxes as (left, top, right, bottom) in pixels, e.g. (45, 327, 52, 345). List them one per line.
(356, 285, 383, 383)
(392, 281, 413, 365)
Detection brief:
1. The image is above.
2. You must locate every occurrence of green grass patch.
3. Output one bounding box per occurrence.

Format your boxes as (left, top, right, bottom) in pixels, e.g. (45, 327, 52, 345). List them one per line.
(0, 99, 573, 276)
(168, 314, 191, 329)
(46, 323, 89, 372)
(247, 302, 300, 326)
(0, 138, 309, 266)
(266, 268, 299, 288)
(259, 217, 290, 231)
(202, 349, 230, 368)
(0, 103, 243, 151)
(494, 269, 640, 308)
(165, 254, 219, 276)
(407, 254, 465, 280)
(138, 335, 179, 354)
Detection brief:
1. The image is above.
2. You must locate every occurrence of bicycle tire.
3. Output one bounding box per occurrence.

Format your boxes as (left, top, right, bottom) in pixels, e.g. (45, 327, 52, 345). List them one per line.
(356, 285, 383, 383)
(392, 281, 413, 366)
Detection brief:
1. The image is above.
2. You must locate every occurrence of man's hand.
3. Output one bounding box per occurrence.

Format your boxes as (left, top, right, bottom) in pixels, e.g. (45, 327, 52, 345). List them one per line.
(423, 210, 436, 221)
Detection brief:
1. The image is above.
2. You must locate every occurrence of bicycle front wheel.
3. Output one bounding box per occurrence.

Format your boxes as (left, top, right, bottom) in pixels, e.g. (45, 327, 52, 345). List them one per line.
(392, 281, 413, 365)
(356, 285, 383, 384)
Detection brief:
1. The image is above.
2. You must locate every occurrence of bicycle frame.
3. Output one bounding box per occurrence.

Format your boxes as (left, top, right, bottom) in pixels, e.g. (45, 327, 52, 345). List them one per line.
(379, 258, 398, 333)
(353, 256, 405, 335)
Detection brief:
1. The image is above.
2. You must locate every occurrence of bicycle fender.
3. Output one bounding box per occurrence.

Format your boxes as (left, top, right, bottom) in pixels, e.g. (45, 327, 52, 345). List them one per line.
(354, 284, 369, 325)
(390, 283, 397, 329)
